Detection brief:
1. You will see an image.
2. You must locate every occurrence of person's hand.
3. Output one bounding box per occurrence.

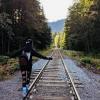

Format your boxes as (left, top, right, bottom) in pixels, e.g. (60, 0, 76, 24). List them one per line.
(48, 57, 53, 60)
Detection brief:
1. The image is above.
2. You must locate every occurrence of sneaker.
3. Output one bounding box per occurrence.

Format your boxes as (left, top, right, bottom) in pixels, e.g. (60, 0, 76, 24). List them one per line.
(26, 85, 29, 93)
(22, 87, 27, 97)
(26, 84, 29, 90)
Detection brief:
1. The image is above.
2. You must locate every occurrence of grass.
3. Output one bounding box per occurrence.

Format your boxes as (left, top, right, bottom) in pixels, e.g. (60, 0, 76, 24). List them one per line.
(39, 48, 53, 56)
(63, 50, 100, 74)
(0, 48, 53, 81)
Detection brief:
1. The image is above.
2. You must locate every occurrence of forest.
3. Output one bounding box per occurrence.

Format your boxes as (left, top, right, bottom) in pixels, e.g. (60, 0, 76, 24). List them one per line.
(54, 0, 100, 54)
(64, 0, 100, 53)
(0, 0, 52, 55)
(1, 0, 100, 55)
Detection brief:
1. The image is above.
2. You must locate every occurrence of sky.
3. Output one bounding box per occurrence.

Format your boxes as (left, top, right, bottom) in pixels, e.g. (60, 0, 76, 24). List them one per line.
(39, 0, 74, 22)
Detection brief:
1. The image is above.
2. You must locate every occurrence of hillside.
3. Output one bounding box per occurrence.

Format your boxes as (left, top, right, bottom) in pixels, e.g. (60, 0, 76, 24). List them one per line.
(48, 19, 65, 33)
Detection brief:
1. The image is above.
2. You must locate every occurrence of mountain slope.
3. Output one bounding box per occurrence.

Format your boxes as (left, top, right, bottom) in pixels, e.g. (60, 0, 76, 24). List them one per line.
(48, 19, 65, 33)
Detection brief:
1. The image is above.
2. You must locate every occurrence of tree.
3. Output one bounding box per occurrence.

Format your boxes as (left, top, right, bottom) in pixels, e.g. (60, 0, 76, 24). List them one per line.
(0, 12, 14, 54)
(64, 0, 100, 53)
(0, 0, 52, 55)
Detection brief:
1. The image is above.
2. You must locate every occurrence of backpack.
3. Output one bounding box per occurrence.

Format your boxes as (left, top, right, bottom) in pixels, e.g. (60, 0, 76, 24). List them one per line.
(19, 51, 28, 66)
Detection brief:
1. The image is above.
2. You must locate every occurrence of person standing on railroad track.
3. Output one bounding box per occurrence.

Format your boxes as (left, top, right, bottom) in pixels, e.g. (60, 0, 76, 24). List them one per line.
(9, 38, 52, 97)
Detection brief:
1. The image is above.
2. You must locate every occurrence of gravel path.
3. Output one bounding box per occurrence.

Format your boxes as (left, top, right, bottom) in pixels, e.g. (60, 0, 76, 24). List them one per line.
(0, 72, 22, 100)
(78, 68, 100, 100)
(64, 57, 100, 100)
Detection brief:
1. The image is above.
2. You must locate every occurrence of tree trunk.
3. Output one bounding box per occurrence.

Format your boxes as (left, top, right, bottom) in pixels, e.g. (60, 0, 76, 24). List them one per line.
(7, 38, 10, 54)
(1, 32, 4, 55)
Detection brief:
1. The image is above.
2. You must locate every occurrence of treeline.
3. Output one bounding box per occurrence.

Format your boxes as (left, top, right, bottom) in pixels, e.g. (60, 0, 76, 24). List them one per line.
(64, 0, 100, 53)
(0, 0, 52, 55)
(53, 32, 65, 48)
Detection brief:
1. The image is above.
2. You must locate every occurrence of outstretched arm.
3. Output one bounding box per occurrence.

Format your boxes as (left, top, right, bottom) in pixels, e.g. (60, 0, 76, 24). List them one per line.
(9, 48, 23, 58)
(31, 49, 52, 60)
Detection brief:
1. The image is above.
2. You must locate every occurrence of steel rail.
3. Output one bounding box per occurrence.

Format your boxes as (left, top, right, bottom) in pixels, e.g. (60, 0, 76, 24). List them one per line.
(23, 51, 54, 100)
(59, 50, 81, 100)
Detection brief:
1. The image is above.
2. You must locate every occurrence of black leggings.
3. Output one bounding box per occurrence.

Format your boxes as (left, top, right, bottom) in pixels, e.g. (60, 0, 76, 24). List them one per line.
(20, 65, 32, 87)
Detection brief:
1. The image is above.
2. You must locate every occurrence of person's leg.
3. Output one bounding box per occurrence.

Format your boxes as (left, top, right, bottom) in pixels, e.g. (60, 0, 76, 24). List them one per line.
(20, 65, 28, 97)
(20, 65, 27, 87)
(26, 65, 32, 85)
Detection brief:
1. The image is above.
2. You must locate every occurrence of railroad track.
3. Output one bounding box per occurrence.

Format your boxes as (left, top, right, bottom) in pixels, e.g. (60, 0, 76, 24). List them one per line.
(23, 49, 81, 100)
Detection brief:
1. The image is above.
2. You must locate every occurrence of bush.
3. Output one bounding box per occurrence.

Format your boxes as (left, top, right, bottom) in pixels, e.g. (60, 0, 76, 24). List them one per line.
(64, 50, 84, 59)
(0, 58, 19, 80)
(7, 59, 20, 74)
(0, 66, 8, 80)
(81, 57, 93, 64)
(0, 56, 9, 64)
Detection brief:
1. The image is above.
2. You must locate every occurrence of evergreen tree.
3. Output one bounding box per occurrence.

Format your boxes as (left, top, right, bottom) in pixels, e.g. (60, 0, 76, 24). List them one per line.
(0, 0, 52, 55)
(64, 0, 100, 53)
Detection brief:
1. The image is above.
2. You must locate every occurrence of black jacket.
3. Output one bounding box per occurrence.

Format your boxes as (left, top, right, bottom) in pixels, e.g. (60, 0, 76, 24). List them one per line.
(10, 47, 49, 66)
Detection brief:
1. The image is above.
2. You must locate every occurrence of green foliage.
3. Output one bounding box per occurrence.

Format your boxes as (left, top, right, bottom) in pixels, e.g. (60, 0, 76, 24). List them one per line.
(81, 57, 93, 64)
(64, 50, 84, 59)
(64, 0, 100, 53)
(54, 32, 66, 48)
(0, 0, 52, 55)
(0, 58, 19, 80)
(0, 67, 7, 80)
(0, 56, 9, 64)
(54, 34, 60, 47)
(64, 50, 100, 73)
(0, 12, 14, 54)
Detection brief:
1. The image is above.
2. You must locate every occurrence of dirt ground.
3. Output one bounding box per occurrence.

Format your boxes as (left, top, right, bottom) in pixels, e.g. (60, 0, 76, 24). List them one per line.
(0, 71, 22, 100)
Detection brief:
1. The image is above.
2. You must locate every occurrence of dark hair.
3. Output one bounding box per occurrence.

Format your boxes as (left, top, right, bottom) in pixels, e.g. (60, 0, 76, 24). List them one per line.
(24, 39, 33, 52)
(26, 39, 32, 45)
